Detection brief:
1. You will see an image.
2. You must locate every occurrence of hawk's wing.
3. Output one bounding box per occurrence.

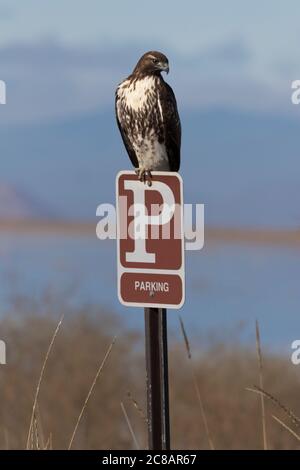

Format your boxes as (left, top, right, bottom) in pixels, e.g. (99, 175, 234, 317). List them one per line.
(115, 92, 139, 169)
(160, 82, 181, 172)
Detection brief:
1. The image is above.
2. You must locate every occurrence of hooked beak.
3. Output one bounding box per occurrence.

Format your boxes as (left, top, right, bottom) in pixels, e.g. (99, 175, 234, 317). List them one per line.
(161, 62, 169, 74)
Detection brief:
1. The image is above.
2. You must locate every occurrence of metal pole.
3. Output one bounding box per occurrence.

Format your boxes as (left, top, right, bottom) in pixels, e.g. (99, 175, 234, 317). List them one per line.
(144, 307, 170, 450)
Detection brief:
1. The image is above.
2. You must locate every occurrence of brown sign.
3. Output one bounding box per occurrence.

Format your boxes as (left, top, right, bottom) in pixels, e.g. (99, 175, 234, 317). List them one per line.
(116, 171, 185, 308)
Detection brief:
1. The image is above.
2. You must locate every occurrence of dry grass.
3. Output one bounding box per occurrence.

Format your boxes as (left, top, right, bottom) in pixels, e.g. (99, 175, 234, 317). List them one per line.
(68, 337, 116, 449)
(179, 316, 214, 450)
(246, 386, 300, 429)
(120, 402, 140, 450)
(255, 320, 268, 450)
(126, 391, 147, 424)
(26, 315, 64, 449)
(0, 303, 299, 449)
(272, 416, 300, 442)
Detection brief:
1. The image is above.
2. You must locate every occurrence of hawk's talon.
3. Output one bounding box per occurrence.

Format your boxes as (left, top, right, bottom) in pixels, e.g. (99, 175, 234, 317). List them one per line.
(146, 170, 152, 186)
(136, 168, 152, 186)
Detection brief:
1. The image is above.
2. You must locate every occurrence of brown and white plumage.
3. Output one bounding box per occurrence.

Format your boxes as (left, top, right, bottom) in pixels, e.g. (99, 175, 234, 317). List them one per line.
(115, 51, 181, 184)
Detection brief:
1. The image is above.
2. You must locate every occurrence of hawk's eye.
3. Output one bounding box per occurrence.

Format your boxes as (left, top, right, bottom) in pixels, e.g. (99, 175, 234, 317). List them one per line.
(152, 58, 159, 64)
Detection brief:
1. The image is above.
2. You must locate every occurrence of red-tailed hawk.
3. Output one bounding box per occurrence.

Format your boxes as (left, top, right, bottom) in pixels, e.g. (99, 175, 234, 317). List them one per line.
(115, 51, 181, 185)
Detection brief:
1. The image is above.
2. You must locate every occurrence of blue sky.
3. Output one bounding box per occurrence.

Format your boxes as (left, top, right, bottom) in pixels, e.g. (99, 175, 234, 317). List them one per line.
(0, 0, 299, 61)
(0, 1, 299, 123)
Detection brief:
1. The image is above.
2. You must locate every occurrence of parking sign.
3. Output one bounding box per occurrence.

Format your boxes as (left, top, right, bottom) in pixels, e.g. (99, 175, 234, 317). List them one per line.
(116, 171, 185, 308)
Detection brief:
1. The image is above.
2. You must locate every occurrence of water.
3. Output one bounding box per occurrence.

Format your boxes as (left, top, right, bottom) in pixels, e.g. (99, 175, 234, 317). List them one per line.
(0, 233, 299, 353)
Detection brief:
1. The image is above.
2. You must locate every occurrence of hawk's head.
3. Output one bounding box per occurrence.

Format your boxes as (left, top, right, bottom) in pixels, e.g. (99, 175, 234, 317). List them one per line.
(133, 51, 169, 76)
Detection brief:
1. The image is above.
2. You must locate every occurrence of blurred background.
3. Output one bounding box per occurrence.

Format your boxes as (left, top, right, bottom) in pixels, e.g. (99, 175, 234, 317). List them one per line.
(0, 0, 300, 449)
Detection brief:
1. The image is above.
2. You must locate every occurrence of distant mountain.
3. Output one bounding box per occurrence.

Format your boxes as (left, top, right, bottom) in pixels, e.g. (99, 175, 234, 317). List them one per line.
(0, 183, 56, 220)
(0, 108, 299, 227)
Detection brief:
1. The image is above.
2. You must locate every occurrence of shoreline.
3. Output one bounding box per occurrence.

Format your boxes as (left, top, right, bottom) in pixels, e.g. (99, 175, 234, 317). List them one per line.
(0, 218, 299, 247)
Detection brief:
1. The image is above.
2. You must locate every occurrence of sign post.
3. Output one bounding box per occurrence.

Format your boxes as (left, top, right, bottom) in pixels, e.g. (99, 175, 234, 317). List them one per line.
(116, 171, 185, 450)
(144, 307, 170, 450)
